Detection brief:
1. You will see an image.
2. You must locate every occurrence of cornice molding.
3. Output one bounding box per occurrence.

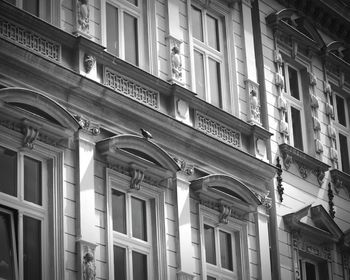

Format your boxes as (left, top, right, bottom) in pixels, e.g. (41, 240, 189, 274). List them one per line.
(279, 144, 330, 185)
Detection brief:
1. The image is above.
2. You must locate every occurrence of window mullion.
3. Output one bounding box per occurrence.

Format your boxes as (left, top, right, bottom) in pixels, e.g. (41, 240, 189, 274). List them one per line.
(128, 247, 133, 279)
(215, 227, 221, 270)
(204, 53, 210, 102)
(119, 9, 125, 60)
(18, 212, 24, 280)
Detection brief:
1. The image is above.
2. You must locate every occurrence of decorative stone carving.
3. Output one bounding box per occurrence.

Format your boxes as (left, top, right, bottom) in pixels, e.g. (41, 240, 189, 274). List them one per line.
(176, 99, 189, 119)
(245, 79, 261, 125)
(279, 143, 330, 185)
(312, 116, 321, 131)
(274, 50, 283, 65)
(167, 36, 183, 84)
(104, 67, 159, 109)
(330, 147, 338, 162)
(76, 0, 90, 34)
(330, 169, 350, 197)
(328, 183, 335, 219)
(276, 156, 284, 202)
(324, 82, 332, 96)
(253, 191, 272, 209)
(328, 125, 336, 139)
(0, 17, 61, 61)
(23, 125, 39, 149)
(195, 111, 241, 148)
(309, 72, 317, 86)
(325, 103, 334, 117)
(275, 72, 285, 88)
(315, 139, 323, 154)
(219, 203, 232, 224)
(83, 251, 96, 280)
(130, 168, 144, 190)
(278, 96, 287, 111)
(75, 115, 100, 135)
(279, 119, 289, 136)
(310, 94, 319, 109)
(173, 157, 194, 176)
(83, 54, 96, 73)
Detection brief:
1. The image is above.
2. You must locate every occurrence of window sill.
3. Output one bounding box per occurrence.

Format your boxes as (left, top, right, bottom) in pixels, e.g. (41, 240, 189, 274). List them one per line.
(330, 169, 350, 198)
(279, 143, 330, 185)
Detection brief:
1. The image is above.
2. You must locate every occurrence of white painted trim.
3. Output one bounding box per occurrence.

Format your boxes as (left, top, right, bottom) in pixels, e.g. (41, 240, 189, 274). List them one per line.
(106, 168, 168, 280)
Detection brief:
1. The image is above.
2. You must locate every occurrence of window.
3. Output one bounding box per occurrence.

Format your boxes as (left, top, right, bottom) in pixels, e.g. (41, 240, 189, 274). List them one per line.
(4, 0, 50, 21)
(331, 92, 350, 173)
(200, 206, 245, 280)
(190, 4, 226, 108)
(0, 145, 49, 280)
(282, 62, 306, 151)
(107, 171, 166, 280)
(105, 0, 144, 67)
(299, 259, 318, 280)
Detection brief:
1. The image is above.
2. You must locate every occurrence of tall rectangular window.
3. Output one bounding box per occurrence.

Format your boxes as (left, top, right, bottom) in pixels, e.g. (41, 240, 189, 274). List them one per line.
(200, 208, 243, 280)
(282, 63, 306, 151)
(0, 146, 49, 279)
(191, 4, 226, 109)
(105, 0, 143, 67)
(4, 0, 49, 21)
(332, 92, 350, 174)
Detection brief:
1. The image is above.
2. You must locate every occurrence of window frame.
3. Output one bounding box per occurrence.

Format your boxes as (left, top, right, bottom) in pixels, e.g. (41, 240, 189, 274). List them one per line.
(0, 127, 63, 280)
(106, 169, 167, 280)
(281, 61, 308, 151)
(101, 0, 149, 70)
(188, 1, 235, 113)
(199, 205, 248, 280)
(299, 257, 320, 280)
(6, 0, 52, 23)
(331, 90, 350, 173)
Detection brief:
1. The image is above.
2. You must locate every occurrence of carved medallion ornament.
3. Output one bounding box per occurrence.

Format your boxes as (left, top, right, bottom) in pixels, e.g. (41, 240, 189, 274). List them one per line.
(173, 157, 194, 176)
(83, 251, 96, 280)
(83, 54, 96, 73)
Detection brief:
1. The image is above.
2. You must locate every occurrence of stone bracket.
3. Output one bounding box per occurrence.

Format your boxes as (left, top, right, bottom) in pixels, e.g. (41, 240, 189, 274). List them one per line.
(279, 143, 330, 185)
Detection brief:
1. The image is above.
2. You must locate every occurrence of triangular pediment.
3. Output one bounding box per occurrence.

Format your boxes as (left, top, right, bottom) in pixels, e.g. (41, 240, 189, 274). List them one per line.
(283, 204, 343, 243)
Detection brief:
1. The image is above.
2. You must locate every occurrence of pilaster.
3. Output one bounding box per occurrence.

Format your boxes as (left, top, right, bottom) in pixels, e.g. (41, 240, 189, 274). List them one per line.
(176, 174, 195, 279)
(255, 206, 272, 280)
(241, 0, 261, 125)
(76, 130, 98, 280)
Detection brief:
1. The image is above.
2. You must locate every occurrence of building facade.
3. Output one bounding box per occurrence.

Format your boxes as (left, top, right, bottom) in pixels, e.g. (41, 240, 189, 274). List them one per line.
(0, 0, 349, 280)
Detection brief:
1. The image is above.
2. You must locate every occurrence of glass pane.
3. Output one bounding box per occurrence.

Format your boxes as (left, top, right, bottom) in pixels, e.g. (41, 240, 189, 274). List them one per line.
(0, 210, 16, 280)
(204, 224, 216, 265)
(112, 189, 126, 234)
(124, 12, 139, 66)
(291, 107, 303, 151)
(0, 146, 17, 196)
(288, 66, 300, 100)
(106, 3, 119, 56)
(132, 251, 147, 280)
(336, 95, 347, 126)
(339, 133, 350, 174)
(299, 260, 303, 280)
(305, 262, 316, 280)
(114, 246, 126, 280)
(207, 14, 219, 51)
(23, 216, 41, 280)
(131, 197, 147, 241)
(191, 6, 203, 41)
(219, 230, 233, 271)
(24, 156, 42, 205)
(194, 51, 205, 99)
(23, 0, 39, 16)
(208, 58, 222, 108)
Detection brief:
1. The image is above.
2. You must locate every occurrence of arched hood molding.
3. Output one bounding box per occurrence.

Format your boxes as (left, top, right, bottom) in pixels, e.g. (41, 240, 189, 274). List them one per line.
(0, 87, 80, 130)
(191, 174, 261, 208)
(97, 134, 181, 174)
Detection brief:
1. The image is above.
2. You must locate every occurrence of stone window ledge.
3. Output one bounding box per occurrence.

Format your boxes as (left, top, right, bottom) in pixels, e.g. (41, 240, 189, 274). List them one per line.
(279, 143, 330, 185)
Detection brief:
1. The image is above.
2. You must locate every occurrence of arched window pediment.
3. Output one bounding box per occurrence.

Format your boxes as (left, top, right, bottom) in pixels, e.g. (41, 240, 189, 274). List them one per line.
(0, 87, 80, 148)
(190, 174, 261, 215)
(97, 134, 180, 188)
